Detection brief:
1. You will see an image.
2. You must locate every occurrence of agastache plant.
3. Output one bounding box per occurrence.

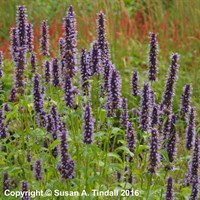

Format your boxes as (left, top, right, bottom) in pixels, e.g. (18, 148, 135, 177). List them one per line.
(26, 23, 34, 52)
(161, 53, 180, 110)
(147, 128, 160, 173)
(52, 58, 60, 87)
(21, 182, 30, 200)
(34, 160, 43, 181)
(165, 177, 174, 200)
(120, 98, 128, 128)
(180, 84, 192, 121)
(59, 37, 65, 58)
(3, 173, 9, 193)
(17, 6, 27, 48)
(106, 67, 121, 116)
(40, 20, 49, 56)
(131, 70, 139, 96)
(64, 75, 74, 108)
(83, 102, 95, 144)
(103, 59, 113, 92)
(9, 87, 17, 102)
(186, 107, 196, 150)
(0, 51, 3, 79)
(148, 32, 158, 81)
(30, 53, 37, 73)
(10, 28, 19, 62)
(62, 5, 77, 77)
(189, 183, 198, 200)
(57, 130, 75, 179)
(139, 82, 150, 131)
(43, 60, 51, 84)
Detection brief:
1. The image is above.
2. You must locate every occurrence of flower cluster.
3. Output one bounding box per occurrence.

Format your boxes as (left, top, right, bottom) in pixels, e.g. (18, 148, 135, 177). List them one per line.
(165, 177, 174, 200)
(26, 23, 34, 52)
(64, 75, 74, 108)
(34, 160, 43, 181)
(120, 98, 128, 128)
(40, 20, 49, 56)
(131, 70, 139, 96)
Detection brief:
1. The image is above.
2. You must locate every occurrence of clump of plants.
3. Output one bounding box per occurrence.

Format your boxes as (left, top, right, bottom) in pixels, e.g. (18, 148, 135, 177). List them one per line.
(0, 5, 199, 200)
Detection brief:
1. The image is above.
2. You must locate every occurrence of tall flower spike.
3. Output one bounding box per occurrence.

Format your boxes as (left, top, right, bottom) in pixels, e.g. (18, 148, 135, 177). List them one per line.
(64, 75, 74, 108)
(43, 60, 51, 84)
(161, 53, 180, 110)
(186, 107, 196, 150)
(83, 103, 94, 144)
(106, 67, 121, 116)
(63, 5, 77, 77)
(131, 70, 139, 96)
(59, 37, 65, 58)
(97, 11, 106, 61)
(139, 82, 150, 131)
(10, 28, 19, 63)
(14, 47, 26, 94)
(165, 177, 174, 200)
(103, 59, 113, 92)
(17, 6, 27, 48)
(30, 53, 37, 73)
(52, 58, 60, 87)
(40, 20, 49, 56)
(148, 32, 158, 81)
(9, 87, 17, 102)
(151, 105, 159, 128)
(26, 23, 34, 52)
(21, 181, 30, 200)
(80, 48, 90, 95)
(189, 183, 198, 200)
(166, 114, 177, 164)
(0, 51, 3, 78)
(57, 130, 75, 179)
(3, 173, 9, 193)
(147, 128, 160, 173)
(34, 160, 43, 181)
(180, 84, 192, 121)
(120, 98, 128, 129)
(126, 121, 136, 162)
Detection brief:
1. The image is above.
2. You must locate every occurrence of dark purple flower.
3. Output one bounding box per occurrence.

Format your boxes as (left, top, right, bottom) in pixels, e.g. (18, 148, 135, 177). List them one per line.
(26, 23, 34, 52)
(43, 60, 51, 84)
(0, 51, 3, 78)
(0, 109, 9, 139)
(116, 171, 121, 182)
(139, 82, 150, 131)
(80, 48, 90, 95)
(165, 177, 174, 200)
(148, 32, 158, 81)
(151, 105, 159, 128)
(14, 47, 26, 94)
(131, 70, 139, 96)
(106, 67, 121, 116)
(9, 87, 17, 102)
(103, 59, 113, 92)
(59, 37, 65, 58)
(34, 160, 43, 181)
(57, 130, 75, 179)
(186, 107, 196, 150)
(30, 53, 37, 73)
(166, 114, 177, 163)
(64, 75, 74, 108)
(147, 128, 160, 173)
(62, 5, 77, 77)
(161, 53, 180, 110)
(3, 104, 9, 112)
(10, 28, 19, 62)
(104, 41, 111, 62)
(83, 103, 94, 144)
(17, 6, 27, 48)
(21, 181, 30, 200)
(3, 173, 9, 193)
(120, 98, 128, 128)
(189, 183, 198, 200)
(124, 166, 134, 184)
(52, 58, 60, 87)
(40, 20, 49, 56)
(180, 84, 192, 121)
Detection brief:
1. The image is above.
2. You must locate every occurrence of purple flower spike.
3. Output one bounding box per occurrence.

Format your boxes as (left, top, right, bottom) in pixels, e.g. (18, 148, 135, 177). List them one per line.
(106, 67, 121, 116)
(151, 105, 159, 128)
(131, 70, 139, 96)
(161, 53, 180, 110)
(103, 59, 113, 92)
(34, 160, 43, 181)
(139, 82, 150, 131)
(180, 84, 192, 121)
(57, 130, 75, 179)
(52, 58, 60, 87)
(147, 128, 160, 173)
(120, 98, 128, 128)
(21, 181, 30, 200)
(17, 6, 27, 48)
(0, 51, 3, 78)
(26, 23, 34, 52)
(80, 48, 90, 95)
(3, 173, 9, 193)
(124, 166, 134, 184)
(43, 60, 51, 84)
(30, 53, 37, 73)
(59, 37, 65, 58)
(0, 109, 9, 139)
(165, 177, 174, 200)
(186, 107, 196, 150)
(40, 20, 49, 56)
(166, 114, 177, 163)
(189, 183, 198, 200)
(64, 75, 74, 108)
(148, 32, 158, 81)
(83, 103, 95, 144)
(10, 28, 19, 63)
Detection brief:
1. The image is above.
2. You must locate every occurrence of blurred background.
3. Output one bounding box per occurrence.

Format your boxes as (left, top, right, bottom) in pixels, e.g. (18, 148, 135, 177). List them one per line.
(0, 0, 200, 119)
